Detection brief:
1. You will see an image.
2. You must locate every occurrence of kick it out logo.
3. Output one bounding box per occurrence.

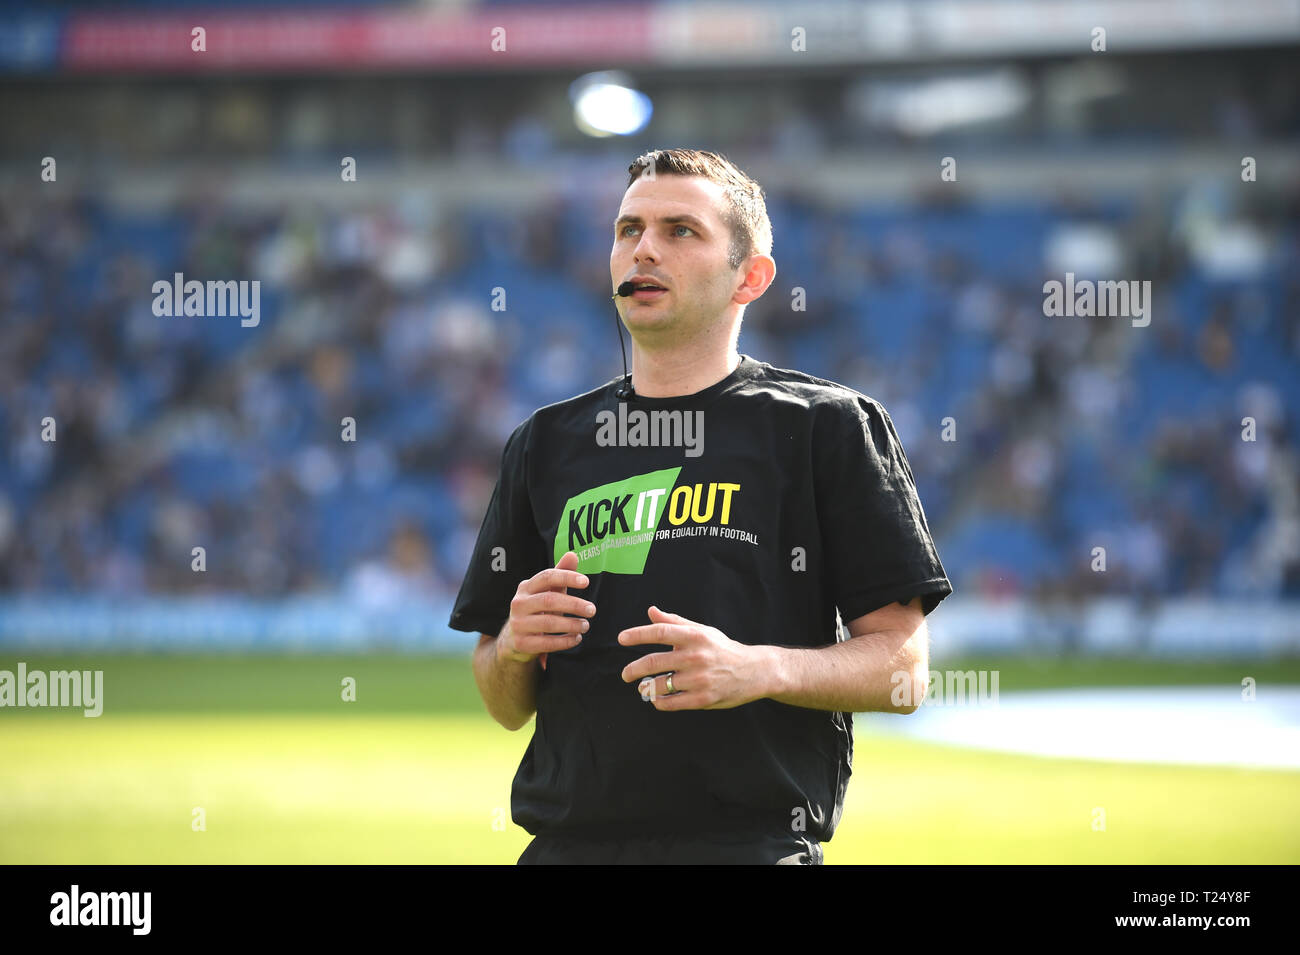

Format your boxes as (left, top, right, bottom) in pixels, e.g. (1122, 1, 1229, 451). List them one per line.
(555, 467, 749, 574)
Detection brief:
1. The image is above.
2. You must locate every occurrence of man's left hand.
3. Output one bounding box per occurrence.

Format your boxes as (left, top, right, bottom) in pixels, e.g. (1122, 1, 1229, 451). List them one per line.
(619, 606, 776, 711)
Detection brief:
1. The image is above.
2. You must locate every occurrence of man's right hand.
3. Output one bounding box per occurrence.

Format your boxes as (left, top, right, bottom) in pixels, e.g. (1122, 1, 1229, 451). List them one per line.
(497, 551, 596, 665)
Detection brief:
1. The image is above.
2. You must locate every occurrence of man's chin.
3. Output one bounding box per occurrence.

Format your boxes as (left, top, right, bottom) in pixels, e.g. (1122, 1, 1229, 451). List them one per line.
(624, 309, 675, 331)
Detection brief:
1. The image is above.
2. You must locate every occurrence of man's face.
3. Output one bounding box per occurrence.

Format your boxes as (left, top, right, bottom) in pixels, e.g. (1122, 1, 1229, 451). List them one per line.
(610, 173, 744, 345)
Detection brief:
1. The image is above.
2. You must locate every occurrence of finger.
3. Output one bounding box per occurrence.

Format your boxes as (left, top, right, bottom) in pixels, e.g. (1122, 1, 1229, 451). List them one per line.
(514, 590, 596, 619)
(618, 623, 689, 647)
(512, 632, 585, 655)
(635, 670, 686, 699)
(547, 552, 581, 595)
(647, 605, 693, 625)
(552, 551, 588, 590)
(513, 613, 590, 636)
(648, 690, 707, 711)
(622, 651, 682, 683)
(522, 566, 590, 595)
(635, 673, 664, 701)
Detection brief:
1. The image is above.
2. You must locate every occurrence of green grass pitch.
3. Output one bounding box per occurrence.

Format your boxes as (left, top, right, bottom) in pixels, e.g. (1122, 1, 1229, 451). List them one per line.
(2, 654, 1298, 863)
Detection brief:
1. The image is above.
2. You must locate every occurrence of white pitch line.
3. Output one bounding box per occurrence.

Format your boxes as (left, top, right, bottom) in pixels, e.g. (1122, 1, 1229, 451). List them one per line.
(858, 686, 1300, 770)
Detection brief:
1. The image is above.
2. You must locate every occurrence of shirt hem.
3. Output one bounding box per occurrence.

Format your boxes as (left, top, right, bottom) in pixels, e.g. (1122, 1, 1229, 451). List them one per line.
(447, 612, 507, 636)
(837, 577, 953, 622)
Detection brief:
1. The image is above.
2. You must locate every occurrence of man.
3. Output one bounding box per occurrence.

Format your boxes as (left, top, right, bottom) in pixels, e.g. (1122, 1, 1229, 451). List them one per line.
(449, 147, 952, 864)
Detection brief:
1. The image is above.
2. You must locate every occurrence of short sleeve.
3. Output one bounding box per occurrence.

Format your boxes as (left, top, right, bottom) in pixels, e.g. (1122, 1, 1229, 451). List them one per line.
(448, 417, 551, 636)
(813, 394, 952, 622)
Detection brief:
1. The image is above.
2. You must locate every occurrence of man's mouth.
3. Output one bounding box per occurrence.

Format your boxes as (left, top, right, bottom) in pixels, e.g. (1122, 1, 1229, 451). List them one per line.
(631, 283, 667, 301)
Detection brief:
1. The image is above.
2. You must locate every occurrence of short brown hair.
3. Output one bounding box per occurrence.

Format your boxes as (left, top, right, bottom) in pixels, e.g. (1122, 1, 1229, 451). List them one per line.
(626, 148, 772, 272)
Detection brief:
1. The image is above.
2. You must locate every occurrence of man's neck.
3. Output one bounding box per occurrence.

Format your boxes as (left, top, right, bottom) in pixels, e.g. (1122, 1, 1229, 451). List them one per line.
(628, 344, 741, 398)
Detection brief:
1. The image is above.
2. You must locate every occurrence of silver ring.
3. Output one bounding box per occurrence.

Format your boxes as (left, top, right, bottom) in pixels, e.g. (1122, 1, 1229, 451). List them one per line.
(665, 672, 675, 695)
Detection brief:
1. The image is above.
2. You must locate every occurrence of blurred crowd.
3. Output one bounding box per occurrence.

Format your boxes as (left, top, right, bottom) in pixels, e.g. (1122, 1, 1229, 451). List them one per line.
(1, 170, 1297, 608)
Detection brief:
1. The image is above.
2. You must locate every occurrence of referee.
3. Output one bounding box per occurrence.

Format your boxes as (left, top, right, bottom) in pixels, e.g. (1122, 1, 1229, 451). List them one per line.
(449, 147, 952, 864)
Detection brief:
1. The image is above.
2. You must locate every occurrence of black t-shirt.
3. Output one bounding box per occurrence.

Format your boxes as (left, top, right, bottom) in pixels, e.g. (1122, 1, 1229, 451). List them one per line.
(448, 354, 952, 843)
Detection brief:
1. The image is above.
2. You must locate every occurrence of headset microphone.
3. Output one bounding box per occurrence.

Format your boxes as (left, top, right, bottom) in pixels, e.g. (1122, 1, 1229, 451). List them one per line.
(611, 282, 637, 400)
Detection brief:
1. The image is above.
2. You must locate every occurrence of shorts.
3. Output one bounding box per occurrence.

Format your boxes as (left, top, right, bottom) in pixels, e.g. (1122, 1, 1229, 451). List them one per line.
(517, 829, 823, 865)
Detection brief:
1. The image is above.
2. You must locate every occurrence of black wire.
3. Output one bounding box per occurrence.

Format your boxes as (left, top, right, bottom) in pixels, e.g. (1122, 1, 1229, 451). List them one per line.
(615, 308, 632, 398)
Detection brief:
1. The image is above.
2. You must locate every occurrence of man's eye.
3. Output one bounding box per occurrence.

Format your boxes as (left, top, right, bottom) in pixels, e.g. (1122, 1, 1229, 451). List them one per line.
(618, 225, 693, 237)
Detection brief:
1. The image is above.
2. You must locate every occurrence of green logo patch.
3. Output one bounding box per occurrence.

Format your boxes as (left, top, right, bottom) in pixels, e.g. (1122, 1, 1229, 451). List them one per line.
(554, 467, 682, 574)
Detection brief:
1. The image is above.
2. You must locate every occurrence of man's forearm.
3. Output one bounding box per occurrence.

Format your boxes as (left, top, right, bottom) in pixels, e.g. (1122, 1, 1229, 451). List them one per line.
(760, 629, 927, 714)
(472, 622, 541, 730)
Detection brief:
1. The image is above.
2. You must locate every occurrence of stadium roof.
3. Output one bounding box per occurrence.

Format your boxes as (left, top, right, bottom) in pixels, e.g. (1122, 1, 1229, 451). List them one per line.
(3, 0, 1298, 73)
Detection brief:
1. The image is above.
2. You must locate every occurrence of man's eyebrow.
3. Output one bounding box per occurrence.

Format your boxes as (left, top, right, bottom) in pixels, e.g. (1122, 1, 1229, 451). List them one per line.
(613, 213, 708, 231)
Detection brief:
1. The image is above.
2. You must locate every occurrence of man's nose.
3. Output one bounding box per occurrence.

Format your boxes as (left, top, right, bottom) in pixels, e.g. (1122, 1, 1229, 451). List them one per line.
(632, 233, 659, 262)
